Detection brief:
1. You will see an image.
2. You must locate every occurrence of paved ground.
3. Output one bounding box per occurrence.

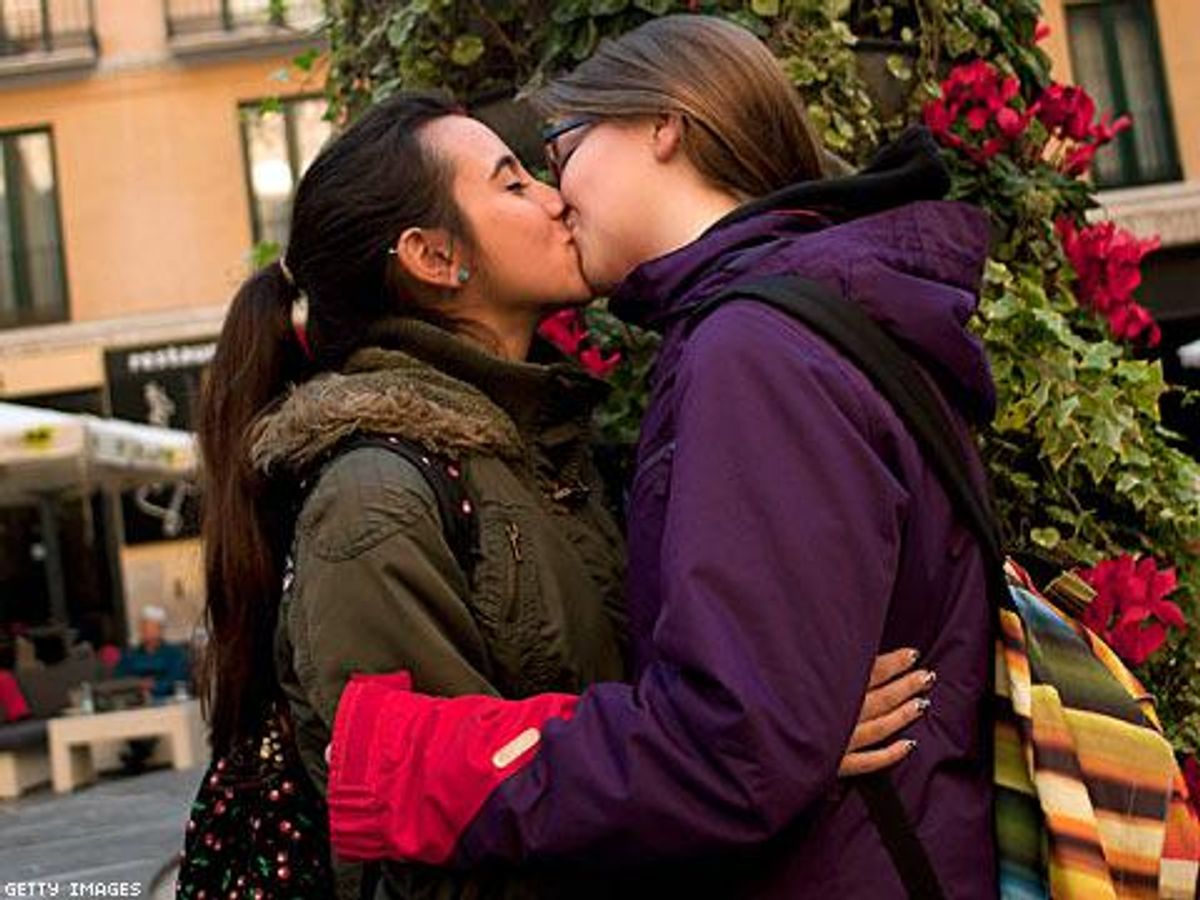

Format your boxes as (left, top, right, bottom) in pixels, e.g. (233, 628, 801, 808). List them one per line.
(0, 765, 201, 896)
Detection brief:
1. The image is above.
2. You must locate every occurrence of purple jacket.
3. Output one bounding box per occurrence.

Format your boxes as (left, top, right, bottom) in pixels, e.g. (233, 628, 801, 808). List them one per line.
(328, 132, 998, 898)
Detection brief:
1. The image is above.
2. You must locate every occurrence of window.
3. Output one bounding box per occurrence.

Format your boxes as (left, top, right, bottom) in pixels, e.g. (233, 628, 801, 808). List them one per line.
(1066, 0, 1181, 188)
(239, 96, 331, 248)
(0, 0, 95, 56)
(165, 0, 323, 38)
(0, 128, 67, 329)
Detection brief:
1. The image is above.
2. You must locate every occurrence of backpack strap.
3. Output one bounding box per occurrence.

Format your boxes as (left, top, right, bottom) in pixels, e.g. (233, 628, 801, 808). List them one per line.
(296, 433, 478, 579)
(686, 275, 1010, 900)
(687, 277, 1004, 574)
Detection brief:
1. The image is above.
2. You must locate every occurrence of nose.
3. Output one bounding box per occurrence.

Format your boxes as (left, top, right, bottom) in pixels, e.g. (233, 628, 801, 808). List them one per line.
(537, 180, 568, 220)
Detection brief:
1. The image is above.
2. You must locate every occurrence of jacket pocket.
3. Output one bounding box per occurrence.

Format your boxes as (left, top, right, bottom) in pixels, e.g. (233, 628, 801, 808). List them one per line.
(471, 503, 557, 694)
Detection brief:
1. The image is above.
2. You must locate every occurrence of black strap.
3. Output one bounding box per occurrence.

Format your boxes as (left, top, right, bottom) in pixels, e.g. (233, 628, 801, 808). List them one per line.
(296, 433, 478, 578)
(856, 771, 948, 900)
(688, 277, 1004, 573)
(687, 275, 1014, 900)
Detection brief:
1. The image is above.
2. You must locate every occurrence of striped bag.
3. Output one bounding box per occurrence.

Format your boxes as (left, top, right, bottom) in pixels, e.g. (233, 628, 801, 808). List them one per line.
(995, 562, 1200, 899)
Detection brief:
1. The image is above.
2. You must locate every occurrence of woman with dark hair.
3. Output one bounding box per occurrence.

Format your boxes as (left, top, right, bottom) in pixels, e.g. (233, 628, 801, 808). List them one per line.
(325, 15, 998, 899)
(186, 89, 927, 899)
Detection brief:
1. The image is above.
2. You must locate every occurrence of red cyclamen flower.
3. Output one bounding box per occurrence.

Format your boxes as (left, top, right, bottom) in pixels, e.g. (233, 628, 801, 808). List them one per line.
(1078, 554, 1186, 666)
(579, 345, 622, 379)
(923, 61, 1030, 165)
(538, 309, 623, 379)
(1056, 218, 1162, 346)
(537, 309, 587, 356)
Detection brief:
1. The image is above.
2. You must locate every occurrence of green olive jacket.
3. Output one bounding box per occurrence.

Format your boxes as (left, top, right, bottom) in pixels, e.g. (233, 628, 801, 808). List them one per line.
(252, 319, 627, 899)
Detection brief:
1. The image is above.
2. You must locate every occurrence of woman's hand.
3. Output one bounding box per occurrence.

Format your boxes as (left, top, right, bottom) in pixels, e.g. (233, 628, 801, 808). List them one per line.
(838, 648, 934, 777)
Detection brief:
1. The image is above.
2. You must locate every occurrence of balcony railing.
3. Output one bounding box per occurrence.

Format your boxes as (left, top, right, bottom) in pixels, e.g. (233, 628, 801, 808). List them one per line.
(0, 0, 95, 57)
(165, 0, 322, 38)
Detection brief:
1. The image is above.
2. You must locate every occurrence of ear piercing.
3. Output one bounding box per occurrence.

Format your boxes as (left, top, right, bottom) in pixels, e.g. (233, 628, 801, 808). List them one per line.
(383, 247, 469, 285)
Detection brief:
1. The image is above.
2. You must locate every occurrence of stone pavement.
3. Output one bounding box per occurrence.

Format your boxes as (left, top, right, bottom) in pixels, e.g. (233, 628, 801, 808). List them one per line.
(0, 765, 202, 896)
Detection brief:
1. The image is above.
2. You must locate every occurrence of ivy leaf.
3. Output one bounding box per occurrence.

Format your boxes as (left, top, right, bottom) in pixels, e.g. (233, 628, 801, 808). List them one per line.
(249, 240, 282, 270)
(571, 18, 600, 60)
(386, 8, 422, 48)
(751, 0, 780, 17)
(553, 0, 592, 24)
(292, 48, 321, 72)
(1030, 527, 1061, 550)
(886, 54, 913, 81)
(451, 35, 486, 67)
(633, 0, 672, 12)
(590, 0, 630, 14)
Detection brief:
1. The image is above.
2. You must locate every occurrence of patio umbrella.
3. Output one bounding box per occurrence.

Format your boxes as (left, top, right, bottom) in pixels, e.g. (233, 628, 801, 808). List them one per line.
(0, 401, 197, 506)
(0, 402, 198, 623)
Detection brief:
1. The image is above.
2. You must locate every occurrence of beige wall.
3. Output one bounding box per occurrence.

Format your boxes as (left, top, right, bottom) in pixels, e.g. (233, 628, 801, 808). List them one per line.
(121, 539, 205, 646)
(1041, 0, 1198, 181)
(0, 0, 323, 328)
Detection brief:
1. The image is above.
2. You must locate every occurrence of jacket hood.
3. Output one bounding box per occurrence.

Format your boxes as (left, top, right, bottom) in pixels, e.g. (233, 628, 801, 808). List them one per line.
(250, 347, 524, 477)
(250, 319, 608, 477)
(611, 127, 996, 422)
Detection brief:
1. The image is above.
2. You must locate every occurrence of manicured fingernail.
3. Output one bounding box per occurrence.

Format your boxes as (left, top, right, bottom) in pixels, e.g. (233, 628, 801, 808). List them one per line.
(908, 649, 921, 665)
(905, 739, 918, 753)
(923, 671, 937, 686)
(915, 698, 932, 713)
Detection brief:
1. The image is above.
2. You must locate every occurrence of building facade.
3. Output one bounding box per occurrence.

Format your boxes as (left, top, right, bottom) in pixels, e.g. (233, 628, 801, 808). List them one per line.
(0, 0, 328, 647)
(1042, 0, 1199, 315)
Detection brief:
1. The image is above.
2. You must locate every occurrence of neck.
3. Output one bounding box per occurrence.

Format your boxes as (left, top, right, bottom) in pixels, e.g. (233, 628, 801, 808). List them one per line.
(639, 179, 743, 267)
(451, 299, 539, 362)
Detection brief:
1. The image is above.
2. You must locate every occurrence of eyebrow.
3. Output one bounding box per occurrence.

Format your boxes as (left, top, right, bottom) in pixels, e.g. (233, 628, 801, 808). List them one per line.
(489, 154, 520, 181)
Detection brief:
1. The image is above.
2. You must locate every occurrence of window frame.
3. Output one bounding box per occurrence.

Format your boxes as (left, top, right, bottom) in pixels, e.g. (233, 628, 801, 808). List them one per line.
(1066, 0, 1183, 189)
(0, 0, 98, 56)
(0, 124, 69, 330)
(164, 0, 323, 38)
(237, 93, 327, 247)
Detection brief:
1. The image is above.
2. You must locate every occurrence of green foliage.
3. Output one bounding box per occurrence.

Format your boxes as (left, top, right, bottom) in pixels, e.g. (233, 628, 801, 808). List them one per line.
(249, 240, 283, 270)
(318, 0, 1200, 747)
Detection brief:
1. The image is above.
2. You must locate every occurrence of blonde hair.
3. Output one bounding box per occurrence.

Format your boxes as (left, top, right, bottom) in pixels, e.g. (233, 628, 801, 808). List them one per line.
(532, 15, 823, 199)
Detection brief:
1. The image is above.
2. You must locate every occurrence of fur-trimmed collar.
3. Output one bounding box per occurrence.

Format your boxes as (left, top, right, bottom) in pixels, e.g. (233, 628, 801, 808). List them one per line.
(250, 319, 606, 477)
(250, 346, 526, 476)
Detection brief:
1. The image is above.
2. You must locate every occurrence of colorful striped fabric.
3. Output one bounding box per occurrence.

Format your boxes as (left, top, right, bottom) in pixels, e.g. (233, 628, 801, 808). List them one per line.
(995, 561, 1200, 899)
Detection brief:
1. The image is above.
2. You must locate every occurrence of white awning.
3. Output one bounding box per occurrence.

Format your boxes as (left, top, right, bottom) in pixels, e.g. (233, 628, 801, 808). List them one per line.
(0, 401, 197, 506)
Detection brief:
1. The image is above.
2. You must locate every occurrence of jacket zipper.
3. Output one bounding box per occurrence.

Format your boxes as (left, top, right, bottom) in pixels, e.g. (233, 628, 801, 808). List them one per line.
(505, 521, 522, 620)
(506, 521, 523, 562)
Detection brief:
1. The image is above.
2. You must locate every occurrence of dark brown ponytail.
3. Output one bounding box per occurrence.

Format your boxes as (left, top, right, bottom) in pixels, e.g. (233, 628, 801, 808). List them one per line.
(199, 92, 470, 754)
(198, 261, 307, 753)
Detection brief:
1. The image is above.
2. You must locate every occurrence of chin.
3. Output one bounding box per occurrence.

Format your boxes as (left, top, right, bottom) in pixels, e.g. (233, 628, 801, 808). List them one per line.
(580, 256, 628, 297)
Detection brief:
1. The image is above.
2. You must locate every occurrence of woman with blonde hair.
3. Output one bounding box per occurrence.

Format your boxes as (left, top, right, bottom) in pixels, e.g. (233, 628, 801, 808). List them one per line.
(326, 14, 997, 898)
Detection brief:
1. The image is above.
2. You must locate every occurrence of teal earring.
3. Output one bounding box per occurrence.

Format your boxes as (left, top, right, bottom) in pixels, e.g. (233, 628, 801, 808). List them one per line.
(456, 265, 471, 285)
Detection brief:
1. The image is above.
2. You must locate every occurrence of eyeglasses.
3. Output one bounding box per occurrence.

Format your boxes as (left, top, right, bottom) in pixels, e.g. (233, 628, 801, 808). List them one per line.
(542, 117, 595, 185)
